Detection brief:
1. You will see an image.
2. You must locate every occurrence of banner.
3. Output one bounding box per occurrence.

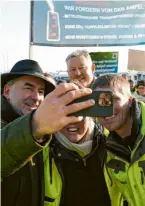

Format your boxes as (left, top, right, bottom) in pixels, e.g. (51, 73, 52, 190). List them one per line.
(90, 52, 118, 73)
(31, 1, 145, 46)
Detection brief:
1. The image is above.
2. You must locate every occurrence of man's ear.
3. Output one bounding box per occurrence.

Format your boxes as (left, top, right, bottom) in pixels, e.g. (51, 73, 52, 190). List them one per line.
(91, 63, 95, 73)
(3, 84, 11, 100)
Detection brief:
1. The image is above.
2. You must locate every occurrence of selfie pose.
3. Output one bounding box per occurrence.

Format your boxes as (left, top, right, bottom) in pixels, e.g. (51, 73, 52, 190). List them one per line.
(1, 59, 95, 206)
(92, 74, 145, 206)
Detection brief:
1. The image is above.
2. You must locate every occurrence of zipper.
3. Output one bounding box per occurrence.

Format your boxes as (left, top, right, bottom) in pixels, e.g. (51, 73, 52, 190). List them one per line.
(128, 145, 132, 153)
(81, 138, 100, 167)
(106, 166, 113, 187)
(82, 158, 87, 167)
(127, 168, 136, 205)
(55, 160, 65, 206)
(140, 171, 144, 184)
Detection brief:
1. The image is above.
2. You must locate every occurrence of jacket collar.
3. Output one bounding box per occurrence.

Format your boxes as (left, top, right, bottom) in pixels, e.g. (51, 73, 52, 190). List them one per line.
(1, 95, 21, 123)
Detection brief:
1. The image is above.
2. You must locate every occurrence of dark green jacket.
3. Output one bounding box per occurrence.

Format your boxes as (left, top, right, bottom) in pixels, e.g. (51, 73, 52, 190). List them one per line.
(1, 96, 111, 206)
(1, 96, 49, 206)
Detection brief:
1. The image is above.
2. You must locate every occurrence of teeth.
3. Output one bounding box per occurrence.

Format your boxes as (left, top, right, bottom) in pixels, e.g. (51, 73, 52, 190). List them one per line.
(105, 115, 115, 120)
(26, 103, 36, 108)
(68, 128, 78, 132)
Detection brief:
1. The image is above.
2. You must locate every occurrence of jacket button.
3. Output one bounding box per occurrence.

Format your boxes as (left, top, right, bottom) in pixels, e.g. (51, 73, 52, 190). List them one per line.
(76, 158, 79, 162)
(58, 153, 61, 157)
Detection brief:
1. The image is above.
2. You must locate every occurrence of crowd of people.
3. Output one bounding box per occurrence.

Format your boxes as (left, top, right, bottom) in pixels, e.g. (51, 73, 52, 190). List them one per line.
(1, 50, 145, 206)
(128, 79, 145, 102)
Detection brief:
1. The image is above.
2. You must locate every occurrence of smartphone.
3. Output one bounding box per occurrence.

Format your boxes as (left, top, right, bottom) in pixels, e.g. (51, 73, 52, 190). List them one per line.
(68, 91, 114, 117)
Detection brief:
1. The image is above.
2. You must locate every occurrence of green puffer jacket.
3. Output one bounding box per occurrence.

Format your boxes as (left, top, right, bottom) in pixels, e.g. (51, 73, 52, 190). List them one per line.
(105, 100, 145, 206)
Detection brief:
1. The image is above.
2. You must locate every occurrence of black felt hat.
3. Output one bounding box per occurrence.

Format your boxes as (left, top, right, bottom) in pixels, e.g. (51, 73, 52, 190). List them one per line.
(1, 59, 55, 95)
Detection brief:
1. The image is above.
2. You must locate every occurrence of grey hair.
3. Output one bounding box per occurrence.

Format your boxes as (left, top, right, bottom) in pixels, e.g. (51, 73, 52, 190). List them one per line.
(6, 79, 17, 86)
(2, 78, 17, 95)
(65, 50, 93, 65)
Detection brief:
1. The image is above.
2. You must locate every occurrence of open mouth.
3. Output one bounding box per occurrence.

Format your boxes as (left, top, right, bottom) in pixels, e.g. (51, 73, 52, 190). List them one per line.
(76, 77, 85, 81)
(67, 128, 79, 132)
(105, 115, 116, 120)
(25, 103, 37, 109)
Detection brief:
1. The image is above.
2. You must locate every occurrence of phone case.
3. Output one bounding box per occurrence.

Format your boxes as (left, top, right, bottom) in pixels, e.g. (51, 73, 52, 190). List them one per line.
(68, 91, 114, 117)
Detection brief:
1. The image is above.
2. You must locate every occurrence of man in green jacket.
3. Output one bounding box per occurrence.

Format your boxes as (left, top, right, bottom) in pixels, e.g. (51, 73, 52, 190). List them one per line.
(1, 59, 95, 206)
(92, 74, 145, 206)
(42, 117, 111, 206)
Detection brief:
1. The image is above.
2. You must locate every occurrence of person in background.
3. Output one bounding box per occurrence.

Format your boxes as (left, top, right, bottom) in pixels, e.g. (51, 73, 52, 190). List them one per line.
(122, 73, 128, 81)
(66, 50, 96, 88)
(128, 79, 136, 94)
(96, 74, 100, 78)
(1, 59, 95, 206)
(92, 74, 145, 206)
(134, 80, 145, 102)
(57, 78, 67, 84)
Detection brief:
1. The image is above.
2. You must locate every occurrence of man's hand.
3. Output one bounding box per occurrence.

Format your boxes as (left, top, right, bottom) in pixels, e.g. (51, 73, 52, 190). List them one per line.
(32, 82, 95, 137)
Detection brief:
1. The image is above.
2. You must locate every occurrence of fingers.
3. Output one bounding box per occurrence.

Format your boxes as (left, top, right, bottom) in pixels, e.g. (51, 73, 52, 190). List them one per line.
(65, 99, 95, 115)
(71, 80, 84, 89)
(58, 87, 93, 106)
(49, 82, 80, 98)
(34, 82, 95, 136)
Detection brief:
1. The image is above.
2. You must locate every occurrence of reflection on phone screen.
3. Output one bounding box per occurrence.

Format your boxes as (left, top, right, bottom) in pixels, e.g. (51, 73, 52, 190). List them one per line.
(98, 92, 112, 107)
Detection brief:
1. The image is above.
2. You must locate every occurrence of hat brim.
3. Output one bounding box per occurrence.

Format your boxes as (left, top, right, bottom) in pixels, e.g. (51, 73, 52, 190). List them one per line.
(1, 72, 55, 95)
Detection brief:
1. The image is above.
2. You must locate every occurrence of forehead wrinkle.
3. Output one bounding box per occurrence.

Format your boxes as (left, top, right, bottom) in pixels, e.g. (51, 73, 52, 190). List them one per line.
(24, 82, 45, 90)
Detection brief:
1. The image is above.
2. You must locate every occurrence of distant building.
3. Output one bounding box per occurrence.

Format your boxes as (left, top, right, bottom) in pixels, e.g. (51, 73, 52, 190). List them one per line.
(128, 49, 145, 72)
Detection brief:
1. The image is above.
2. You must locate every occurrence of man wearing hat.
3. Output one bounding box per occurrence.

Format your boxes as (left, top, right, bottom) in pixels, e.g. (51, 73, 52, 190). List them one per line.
(1, 59, 95, 206)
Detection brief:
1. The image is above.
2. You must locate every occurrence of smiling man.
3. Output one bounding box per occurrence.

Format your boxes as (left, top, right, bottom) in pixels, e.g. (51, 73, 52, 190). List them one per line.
(3, 76, 45, 115)
(92, 74, 145, 206)
(66, 50, 96, 88)
(46, 117, 111, 206)
(60, 117, 90, 143)
(1, 59, 55, 127)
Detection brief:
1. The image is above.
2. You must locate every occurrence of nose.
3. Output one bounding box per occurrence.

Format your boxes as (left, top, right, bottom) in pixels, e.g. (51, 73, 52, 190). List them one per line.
(75, 69, 81, 76)
(31, 90, 41, 101)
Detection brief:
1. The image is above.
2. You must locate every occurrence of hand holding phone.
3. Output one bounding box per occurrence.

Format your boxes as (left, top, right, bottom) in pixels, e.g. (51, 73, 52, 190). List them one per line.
(68, 91, 114, 117)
